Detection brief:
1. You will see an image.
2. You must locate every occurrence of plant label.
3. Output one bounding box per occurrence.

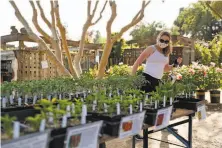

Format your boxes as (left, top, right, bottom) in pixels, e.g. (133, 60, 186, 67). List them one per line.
(2, 97, 6, 108)
(69, 94, 72, 100)
(25, 95, 28, 104)
(48, 112, 53, 123)
(13, 121, 20, 139)
(140, 102, 143, 112)
(33, 96, 37, 105)
(163, 96, 166, 107)
(196, 105, 207, 121)
(153, 106, 173, 131)
(170, 97, 173, 105)
(41, 60, 48, 69)
(93, 100, 96, 111)
(155, 101, 157, 109)
(118, 111, 145, 139)
(65, 121, 102, 148)
(10, 95, 14, 104)
(47, 95, 51, 101)
(81, 105, 87, 124)
(104, 103, 108, 113)
(117, 103, 120, 115)
(66, 105, 71, 117)
(129, 104, 133, 114)
(71, 103, 75, 113)
(186, 93, 188, 98)
(57, 104, 60, 110)
(59, 94, 62, 100)
(2, 131, 49, 148)
(62, 115, 67, 128)
(39, 119, 46, 132)
(18, 97, 22, 106)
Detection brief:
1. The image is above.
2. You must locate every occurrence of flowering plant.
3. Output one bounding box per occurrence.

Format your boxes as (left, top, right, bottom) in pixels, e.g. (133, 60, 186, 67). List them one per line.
(205, 66, 222, 90)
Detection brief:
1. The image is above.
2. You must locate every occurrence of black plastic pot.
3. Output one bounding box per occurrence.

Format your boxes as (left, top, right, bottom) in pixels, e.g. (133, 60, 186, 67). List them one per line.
(210, 90, 221, 103)
(1, 106, 40, 122)
(196, 90, 206, 100)
(174, 97, 205, 111)
(49, 127, 67, 148)
(143, 104, 173, 126)
(87, 112, 125, 136)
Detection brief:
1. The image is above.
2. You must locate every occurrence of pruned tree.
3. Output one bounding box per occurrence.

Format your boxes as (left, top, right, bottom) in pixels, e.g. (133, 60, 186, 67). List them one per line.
(97, 0, 151, 78)
(73, 0, 108, 77)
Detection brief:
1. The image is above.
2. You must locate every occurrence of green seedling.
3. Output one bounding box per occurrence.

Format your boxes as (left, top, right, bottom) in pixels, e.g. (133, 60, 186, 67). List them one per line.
(1, 115, 17, 139)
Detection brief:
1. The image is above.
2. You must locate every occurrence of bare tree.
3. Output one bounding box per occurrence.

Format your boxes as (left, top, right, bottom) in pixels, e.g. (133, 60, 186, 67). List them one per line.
(97, 0, 151, 78)
(73, 0, 108, 77)
(9, 0, 71, 76)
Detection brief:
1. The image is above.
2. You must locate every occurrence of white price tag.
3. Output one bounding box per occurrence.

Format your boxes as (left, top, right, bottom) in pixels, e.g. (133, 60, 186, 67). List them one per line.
(59, 94, 62, 100)
(153, 106, 173, 131)
(196, 105, 207, 121)
(118, 111, 145, 139)
(65, 121, 102, 148)
(129, 104, 133, 114)
(41, 60, 48, 69)
(2, 131, 49, 148)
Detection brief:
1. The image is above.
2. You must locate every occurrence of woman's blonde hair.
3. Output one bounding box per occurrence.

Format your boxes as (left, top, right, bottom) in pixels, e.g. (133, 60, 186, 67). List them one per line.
(157, 31, 172, 57)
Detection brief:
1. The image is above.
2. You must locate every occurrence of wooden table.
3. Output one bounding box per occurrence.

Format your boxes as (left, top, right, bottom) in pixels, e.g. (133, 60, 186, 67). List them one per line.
(99, 109, 195, 148)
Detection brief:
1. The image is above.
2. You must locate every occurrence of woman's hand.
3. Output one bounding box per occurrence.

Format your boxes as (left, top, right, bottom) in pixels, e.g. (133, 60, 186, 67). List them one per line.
(177, 57, 183, 65)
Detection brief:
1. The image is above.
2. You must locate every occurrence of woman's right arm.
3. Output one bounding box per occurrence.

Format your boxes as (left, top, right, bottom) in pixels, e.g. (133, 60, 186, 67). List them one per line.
(131, 46, 153, 75)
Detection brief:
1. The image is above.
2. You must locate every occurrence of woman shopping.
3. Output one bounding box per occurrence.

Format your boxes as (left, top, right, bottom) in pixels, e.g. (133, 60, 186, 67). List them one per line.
(131, 30, 182, 139)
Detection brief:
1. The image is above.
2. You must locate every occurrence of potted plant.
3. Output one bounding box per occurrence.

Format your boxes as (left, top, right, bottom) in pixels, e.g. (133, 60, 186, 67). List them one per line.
(206, 67, 222, 103)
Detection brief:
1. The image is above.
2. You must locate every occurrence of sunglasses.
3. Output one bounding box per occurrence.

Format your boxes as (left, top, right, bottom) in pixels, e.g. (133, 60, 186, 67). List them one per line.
(159, 39, 169, 44)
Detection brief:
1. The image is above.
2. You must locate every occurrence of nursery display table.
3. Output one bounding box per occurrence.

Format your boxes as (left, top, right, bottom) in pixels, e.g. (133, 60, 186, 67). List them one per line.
(141, 108, 194, 148)
(99, 109, 195, 148)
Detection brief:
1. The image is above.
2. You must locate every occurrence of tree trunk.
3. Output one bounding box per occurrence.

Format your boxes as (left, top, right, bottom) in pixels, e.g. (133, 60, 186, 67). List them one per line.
(97, 41, 113, 78)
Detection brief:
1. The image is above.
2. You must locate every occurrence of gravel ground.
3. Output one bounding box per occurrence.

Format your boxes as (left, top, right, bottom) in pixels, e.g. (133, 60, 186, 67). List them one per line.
(104, 91, 222, 148)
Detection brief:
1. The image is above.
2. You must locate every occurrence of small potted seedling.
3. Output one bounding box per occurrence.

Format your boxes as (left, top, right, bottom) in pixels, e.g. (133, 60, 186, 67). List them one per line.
(1, 115, 17, 141)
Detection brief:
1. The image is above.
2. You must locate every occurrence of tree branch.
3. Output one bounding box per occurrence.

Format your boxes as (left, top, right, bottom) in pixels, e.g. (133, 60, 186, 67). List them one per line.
(29, 0, 51, 42)
(91, 0, 99, 18)
(113, 0, 150, 42)
(9, 0, 71, 77)
(92, 0, 108, 25)
(205, 2, 222, 19)
(36, 1, 52, 29)
(54, 1, 77, 77)
(88, 0, 91, 17)
(107, 1, 117, 41)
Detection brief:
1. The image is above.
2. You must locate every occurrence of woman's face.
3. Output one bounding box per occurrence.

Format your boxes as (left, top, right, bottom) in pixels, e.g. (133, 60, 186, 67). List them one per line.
(157, 35, 170, 48)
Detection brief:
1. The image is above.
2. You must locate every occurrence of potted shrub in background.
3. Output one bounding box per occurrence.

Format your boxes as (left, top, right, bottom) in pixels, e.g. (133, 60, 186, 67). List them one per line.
(206, 66, 222, 103)
(192, 64, 209, 100)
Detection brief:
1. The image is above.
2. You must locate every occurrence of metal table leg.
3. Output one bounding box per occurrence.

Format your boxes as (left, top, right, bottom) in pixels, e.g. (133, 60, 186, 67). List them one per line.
(188, 115, 192, 148)
(143, 129, 148, 148)
(99, 142, 106, 148)
(132, 136, 136, 148)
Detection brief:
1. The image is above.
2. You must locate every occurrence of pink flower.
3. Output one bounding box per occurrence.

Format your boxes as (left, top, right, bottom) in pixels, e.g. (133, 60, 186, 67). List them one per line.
(188, 68, 195, 75)
(176, 73, 182, 80)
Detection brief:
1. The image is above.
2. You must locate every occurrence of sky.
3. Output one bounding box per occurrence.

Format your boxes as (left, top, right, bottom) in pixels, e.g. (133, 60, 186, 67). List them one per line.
(0, 0, 198, 44)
